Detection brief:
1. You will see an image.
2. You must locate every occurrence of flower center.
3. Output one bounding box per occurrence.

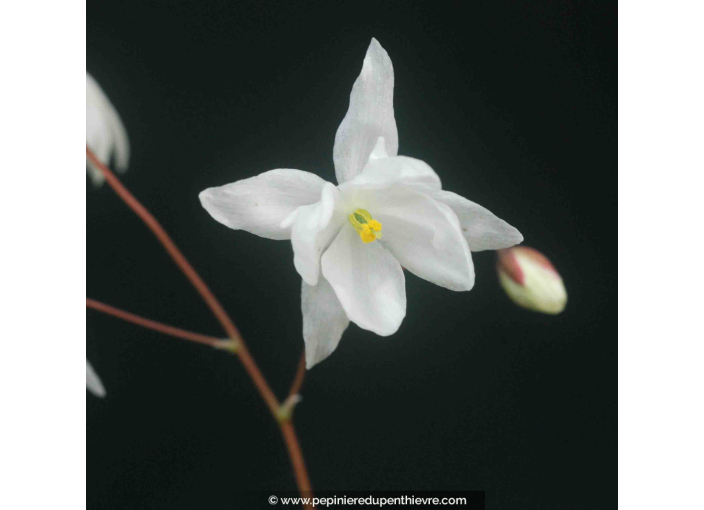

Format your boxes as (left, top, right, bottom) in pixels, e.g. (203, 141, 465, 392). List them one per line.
(348, 208, 383, 244)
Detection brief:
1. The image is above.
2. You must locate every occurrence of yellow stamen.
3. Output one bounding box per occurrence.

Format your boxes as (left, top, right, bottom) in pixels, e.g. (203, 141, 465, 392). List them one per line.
(348, 209, 383, 243)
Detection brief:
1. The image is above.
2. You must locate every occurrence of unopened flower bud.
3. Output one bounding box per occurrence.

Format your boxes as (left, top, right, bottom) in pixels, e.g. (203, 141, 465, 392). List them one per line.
(497, 247, 567, 314)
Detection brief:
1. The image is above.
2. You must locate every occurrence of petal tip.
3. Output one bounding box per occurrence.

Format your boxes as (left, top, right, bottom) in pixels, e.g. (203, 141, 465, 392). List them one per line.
(511, 229, 525, 247)
(197, 187, 210, 203)
(86, 361, 107, 397)
(373, 314, 405, 337)
(295, 256, 320, 287)
(459, 275, 476, 292)
(363, 38, 392, 75)
(368, 37, 385, 55)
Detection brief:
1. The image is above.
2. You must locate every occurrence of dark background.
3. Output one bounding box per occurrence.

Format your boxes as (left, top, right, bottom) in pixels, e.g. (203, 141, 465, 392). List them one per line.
(87, 1, 616, 508)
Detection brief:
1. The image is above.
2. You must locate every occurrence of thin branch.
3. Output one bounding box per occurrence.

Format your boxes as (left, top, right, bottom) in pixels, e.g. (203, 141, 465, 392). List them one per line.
(86, 298, 222, 348)
(288, 352, 307, 398)
(87, 147, 278, 412)
(281, 421, 313, 495)
(87, 147, 312, 507)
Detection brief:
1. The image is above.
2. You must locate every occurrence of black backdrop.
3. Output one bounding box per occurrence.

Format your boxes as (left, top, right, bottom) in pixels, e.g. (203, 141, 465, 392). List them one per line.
(87, 1, 616, 508)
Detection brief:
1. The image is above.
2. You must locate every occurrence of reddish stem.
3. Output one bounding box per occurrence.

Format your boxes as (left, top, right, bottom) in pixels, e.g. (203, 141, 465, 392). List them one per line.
(86, 298, 221, 347)
(281, 421, 313, 496)
(87, 147, 277, 412)
(289, 352, 307, 398)
(87, 147, 312, 506)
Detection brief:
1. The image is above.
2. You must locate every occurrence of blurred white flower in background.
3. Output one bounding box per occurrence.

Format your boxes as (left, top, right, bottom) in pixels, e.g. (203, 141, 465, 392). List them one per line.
(86, 72, 130, 185)
(86, 360, 106, 398)
(200, 39, 523, 368)
(497, 246, 567, 314)
(87, 72, 130, 396)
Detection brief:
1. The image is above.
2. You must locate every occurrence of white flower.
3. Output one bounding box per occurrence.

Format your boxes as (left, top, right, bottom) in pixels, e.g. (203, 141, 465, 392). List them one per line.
(86, 359, 106, 397)
(86, 73, 130, 185)
(200, 39, 523, 368)
(497, 247, 567, 314)
(86, 72, 128, 396)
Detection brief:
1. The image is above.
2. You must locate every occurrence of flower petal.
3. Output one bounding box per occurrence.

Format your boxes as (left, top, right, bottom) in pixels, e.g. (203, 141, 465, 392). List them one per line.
(344, 153, 441, 192)
(322, 225, 406, 336)
(353, 187, 475, 291)
(333, 38, 398, 184)
(290, 183, 345, 285)
(86, 360, 106, 397)
(434, 190, 523, 251)
(302, 277, 350, 368)
(199, 169, 328, 240)
(86, 73, 130, 184)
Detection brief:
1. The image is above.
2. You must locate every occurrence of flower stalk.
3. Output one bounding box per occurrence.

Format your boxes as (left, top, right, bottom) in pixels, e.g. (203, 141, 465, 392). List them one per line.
(86, 298, 224, 347)
(86, 147, 313, 505)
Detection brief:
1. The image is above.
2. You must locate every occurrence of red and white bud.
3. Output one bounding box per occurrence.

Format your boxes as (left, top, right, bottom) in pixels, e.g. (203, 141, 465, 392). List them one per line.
(497, 247, 567, 314)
